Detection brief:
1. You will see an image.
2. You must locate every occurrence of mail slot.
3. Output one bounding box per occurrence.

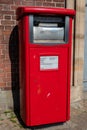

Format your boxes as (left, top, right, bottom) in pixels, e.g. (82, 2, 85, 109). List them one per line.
(30, 15, 69, 43)
(16, 7, 75, 126)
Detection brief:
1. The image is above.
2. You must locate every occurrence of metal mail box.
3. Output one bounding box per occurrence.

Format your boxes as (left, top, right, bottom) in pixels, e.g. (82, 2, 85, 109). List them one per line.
(16, 7, 75, 127)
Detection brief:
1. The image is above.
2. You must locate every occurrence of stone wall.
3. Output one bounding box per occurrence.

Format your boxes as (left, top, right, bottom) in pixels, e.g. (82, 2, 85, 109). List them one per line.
(66, 0, 85, 102)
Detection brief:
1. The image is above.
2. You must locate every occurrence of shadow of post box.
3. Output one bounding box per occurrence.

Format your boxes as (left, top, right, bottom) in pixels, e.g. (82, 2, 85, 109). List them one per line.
(16, 7, 75, 127)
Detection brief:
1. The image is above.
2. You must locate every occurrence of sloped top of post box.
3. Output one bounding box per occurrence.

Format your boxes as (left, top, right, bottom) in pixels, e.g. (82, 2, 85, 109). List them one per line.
(16, 7, 75, 20)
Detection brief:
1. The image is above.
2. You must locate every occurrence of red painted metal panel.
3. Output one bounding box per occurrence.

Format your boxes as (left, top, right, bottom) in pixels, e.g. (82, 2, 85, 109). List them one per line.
(29, 48, 68, 126)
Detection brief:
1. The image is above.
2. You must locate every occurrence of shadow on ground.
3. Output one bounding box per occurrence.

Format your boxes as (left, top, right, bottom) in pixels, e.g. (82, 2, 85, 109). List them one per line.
(9, 25, 27, 128)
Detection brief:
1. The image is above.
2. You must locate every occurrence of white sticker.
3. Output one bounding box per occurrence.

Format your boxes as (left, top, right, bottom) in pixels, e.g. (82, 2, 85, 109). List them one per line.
(40, 56, 58, 70)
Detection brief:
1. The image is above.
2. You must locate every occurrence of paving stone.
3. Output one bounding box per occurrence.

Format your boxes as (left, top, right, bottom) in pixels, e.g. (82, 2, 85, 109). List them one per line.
(0, 98, 87, 130)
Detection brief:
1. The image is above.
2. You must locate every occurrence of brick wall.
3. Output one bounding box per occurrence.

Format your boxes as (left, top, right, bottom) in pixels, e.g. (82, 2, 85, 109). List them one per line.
(0, 0, 65, 110)
(34, 0, 65, 7)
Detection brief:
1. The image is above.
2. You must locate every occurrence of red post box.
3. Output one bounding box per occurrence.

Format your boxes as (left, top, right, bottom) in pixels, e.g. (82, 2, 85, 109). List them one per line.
(16, 7, 75, 126)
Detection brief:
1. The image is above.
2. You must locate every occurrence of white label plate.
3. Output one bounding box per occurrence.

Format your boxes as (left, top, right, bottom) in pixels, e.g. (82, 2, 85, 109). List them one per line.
(40, 56, 58, 70)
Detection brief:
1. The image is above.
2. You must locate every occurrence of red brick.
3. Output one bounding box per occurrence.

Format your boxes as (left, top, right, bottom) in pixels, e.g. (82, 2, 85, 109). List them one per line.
(13, 0, 22, 5)
(0, 45, 4, 49)
(6, 73, 11, 77)
(0, 38, 3, 43)
(43, 2, 55, 7)
(4, 59, 11, 64)
(0, 63, 5, 68)
(1, 11, 14, 15)
(45, 0, 52, 2)
(24, 0, 33, 1)
(0, 14, 3, 19)
(4, 66, 11, 72)
(12, 15, 16, 20)
(5, 55, 9, 59)
(2, 30, 11, 36)
(5, 26, 13, 31)
(35, 2, 43, 6)
(0, 36, 3, 44)
(0, 68, 4, 73)
(0, 78, 4, 82)
(13, 0, 21, 2)
(14, 1, 21, 5)
(11, 5, 17, 10)
(0, 44, 7, 48)
(0, 49, 3, 55)
(1, 40, 9, 44)
(0, 54, 5, 59)
(0, 77, 6, 82)
(0, 26, 4, 30)
(35, 0, 45, 1)
(5, 82, 11, 90)
(5, 77, 11, 82)
(53, 0, 64, 2)
(0, 0, 13, 4)
(3, 5, 10, 11)
(56, 3, 65, 7)
(1, 20, 15, 25)
(22, 1, 33, 6)
(1, 49, 6, 54)
(0, 82, 6, 87)
(0, 73, 5, 78)
(4, 15, 11, 20)
(1, 87, 11, 90)
(0, 5, 3, 10)
(3, 38, 10, 44)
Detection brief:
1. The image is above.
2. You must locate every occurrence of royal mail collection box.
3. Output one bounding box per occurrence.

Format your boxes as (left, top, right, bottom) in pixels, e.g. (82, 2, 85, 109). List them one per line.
(16, 7, 75, 126)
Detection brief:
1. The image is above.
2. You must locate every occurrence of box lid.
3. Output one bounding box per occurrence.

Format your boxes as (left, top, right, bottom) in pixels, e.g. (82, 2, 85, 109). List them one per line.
(16, 7, 75, 20)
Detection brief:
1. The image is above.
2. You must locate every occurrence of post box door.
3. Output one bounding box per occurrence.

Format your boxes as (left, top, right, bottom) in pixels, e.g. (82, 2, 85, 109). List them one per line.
(29, 47, 68, 125)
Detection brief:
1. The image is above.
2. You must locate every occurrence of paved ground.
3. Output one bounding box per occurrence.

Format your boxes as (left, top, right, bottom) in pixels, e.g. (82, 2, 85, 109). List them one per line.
(0, 92, 87, 130)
